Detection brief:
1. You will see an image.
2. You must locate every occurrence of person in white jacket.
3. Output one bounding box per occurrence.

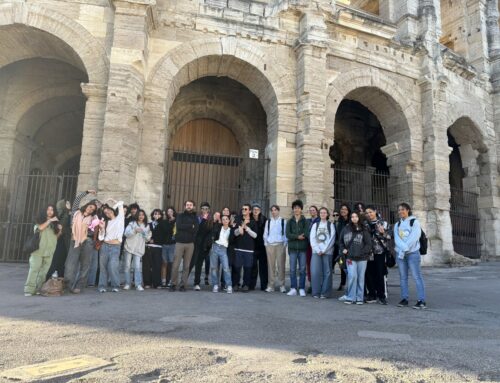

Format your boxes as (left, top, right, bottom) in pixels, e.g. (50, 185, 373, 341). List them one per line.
(309, 207, 336, 299)
(123, 209, 151, 291)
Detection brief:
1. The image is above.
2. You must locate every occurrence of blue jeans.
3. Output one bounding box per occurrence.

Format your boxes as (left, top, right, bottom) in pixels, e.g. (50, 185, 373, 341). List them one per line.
(397, 250, 426, 301)
(64, 239, 94, 290)
(124, 251, 143, 287)
(346, 259, 367, 302)
(210, 243, 232, 287)
(162, 244, 176, 263)
(311, 252, 333, 296)
(98, 243, 121, 290)
(289, 250, 306, 289)
(87, 248, 99, 286)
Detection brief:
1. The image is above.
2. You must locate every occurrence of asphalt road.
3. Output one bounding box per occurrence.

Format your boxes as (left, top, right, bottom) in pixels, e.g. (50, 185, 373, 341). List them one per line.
(1, 261, 500, 382)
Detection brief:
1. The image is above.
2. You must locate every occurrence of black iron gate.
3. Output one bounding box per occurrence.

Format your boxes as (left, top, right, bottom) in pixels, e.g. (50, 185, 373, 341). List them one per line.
(333, 166, 395, 223)
(164, 148, 270, 213)
(450, 187, 481, 258)
(0, 171, 78, 262)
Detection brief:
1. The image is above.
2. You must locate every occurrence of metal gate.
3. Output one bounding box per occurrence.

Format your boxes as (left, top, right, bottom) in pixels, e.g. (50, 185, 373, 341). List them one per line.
(164, 148, 270, 213)
(450, 187, 481, 258)
(0, 171, 78, 262)
(333, 166, 395, 223)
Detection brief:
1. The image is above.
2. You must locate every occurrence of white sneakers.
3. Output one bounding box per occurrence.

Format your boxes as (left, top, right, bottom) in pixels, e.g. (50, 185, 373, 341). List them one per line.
(299, 289, 306, 297)
(338, 295, 348, 301)
(265, 287, 274, 293)
(227, 286, 233, 294)
(136, 285, 144, 291)
(287, 288, 297, 296)
(123, 284, 130, 290)
(212, 285, 219, 293)
(280, 286, 287, 293)
(194, 284, 201, 291)
(24, 293, 32, 297)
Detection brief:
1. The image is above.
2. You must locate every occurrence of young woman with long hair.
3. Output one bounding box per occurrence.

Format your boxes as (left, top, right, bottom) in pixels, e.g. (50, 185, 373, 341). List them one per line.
(123, 209, 151, 291)
(143, 209, 164, 289)
(159, 207, 176, 287)
(24, 205, 61, 296)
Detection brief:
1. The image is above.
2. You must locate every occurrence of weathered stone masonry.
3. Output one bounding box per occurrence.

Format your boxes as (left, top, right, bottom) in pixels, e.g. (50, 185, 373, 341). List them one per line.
(0, 0, 499, 264)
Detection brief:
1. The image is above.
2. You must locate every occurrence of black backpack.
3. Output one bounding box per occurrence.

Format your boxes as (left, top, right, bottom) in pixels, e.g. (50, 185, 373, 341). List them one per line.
(410, 218, 428, 255)
(266, 218, 285, 236)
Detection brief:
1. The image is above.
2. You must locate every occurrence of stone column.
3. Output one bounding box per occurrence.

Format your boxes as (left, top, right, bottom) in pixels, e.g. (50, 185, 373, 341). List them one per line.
(97, 0, 154, 202)
(78, 83, 108, 192)
(392, 0, 425, 43)
(294, 11, 331, 209)
(463, 0, 490, 74)
(420, 78, 455, 265)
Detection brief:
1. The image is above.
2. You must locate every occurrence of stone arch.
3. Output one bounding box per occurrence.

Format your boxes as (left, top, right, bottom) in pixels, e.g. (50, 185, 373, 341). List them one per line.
(326, 68, 419, 149)
(0, 2, 109, 84)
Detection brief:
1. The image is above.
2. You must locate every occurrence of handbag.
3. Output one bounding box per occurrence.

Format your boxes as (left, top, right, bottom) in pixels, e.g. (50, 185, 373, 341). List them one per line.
(23, 229, 40, 255)
(40, 277, 64, 297)
(385, 251, 396, 268)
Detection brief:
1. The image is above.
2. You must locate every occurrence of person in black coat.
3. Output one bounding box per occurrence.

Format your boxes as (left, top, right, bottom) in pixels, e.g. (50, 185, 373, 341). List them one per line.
(189, 202, 214, 291)
(250, 203, 268, 291)
(143, 209, 164, 289)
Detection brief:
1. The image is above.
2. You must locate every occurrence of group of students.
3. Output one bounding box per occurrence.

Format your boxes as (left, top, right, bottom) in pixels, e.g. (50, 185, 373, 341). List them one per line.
(24, 191, 427, 309)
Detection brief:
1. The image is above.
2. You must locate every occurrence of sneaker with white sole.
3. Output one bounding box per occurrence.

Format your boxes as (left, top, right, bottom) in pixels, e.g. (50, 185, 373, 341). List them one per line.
(111, 288, 119, 293)
(212, 285, 219, 293)
(356, 301, 364, 305)
(287, 288, 297, 296)
(280, 286, 287, 293)
(338, 295, 348, 301)
(299, 289, 306, 297)
(194, 284, 201, 291)
(99, 288, 106, 293)
(123, 284, 130, 290)
(136, 286, 144, 291)
(227, 286, 233, 294)
(24, 293, 33, 297)
(265, 287, 273, 293)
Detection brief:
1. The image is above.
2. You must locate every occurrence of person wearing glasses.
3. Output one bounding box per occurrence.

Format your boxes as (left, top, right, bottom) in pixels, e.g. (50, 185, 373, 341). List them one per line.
(190, 202, 213, 291)
(232, 204, 258, 292)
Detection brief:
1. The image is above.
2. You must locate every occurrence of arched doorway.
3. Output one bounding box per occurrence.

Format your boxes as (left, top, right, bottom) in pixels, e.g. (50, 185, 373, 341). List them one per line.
(331, 97, 394, 222)
(164, 76, 269, 212)
(447, 118, 484, 258)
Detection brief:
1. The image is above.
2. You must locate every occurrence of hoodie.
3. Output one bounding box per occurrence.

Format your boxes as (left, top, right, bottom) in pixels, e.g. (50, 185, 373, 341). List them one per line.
(394, 215, 421, 258)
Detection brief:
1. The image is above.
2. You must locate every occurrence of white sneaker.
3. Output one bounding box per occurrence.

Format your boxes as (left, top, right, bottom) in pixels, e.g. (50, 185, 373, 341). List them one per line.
(24, 293, 33, 297)
(338, 295, 348, 301)
(287, 288, 297, 296)
(123, 284, 130, 290)
(280, 286, 287, 293)
(227, 286, 233, 294)
(111, 288, 119, 293)
(212, 285, 219, 293)
(265, 287, 273, 293)
(136, 286, 144, 291)
(99, 288, 106, 293)
(194, 284, 201, 291)
(299, 289, 306, 297)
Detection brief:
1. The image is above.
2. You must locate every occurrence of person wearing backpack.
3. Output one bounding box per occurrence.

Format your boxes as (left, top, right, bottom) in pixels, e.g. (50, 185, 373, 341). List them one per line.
(263, 205, 287, 293)
(309, 207, 336, 299)
(394, 202, 427, 309)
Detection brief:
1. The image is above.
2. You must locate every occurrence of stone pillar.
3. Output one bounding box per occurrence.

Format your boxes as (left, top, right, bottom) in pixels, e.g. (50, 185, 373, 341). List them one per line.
(392, 0, 424, 43)
(97, 0, 154, 202)
(78, 83, 108, 192)
(420, 78, 455, 265)
(294, 11, 331, 209)
(463, 0, 490, 74)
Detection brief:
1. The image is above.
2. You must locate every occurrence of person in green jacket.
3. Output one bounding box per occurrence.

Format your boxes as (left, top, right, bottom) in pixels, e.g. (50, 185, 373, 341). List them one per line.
(285, 199, 310, 297)
(24, 205, 61, 296)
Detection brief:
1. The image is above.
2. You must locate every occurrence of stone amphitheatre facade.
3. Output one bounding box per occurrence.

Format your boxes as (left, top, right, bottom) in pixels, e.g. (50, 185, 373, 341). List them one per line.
(0, 0, 499, 265)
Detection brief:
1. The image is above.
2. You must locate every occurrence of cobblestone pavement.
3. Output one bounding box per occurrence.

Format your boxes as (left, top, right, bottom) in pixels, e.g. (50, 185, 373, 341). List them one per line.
(1, 262, 499, 382)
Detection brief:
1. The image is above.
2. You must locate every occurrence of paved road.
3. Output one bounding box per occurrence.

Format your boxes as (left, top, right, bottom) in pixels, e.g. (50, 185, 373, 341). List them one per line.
(1, 262, 500, 382)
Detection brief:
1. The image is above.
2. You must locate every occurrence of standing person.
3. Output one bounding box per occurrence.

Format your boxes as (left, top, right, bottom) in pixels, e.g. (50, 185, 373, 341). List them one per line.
(286, 199, 309, 297)
(305, 205, 319, 294)
(394, 203, 427, 309)
(87, 200, 103, 287)
(123, 209, 151, 291)
(334, 204, 351, 294)
(339, 211, 372, 305)
(210, 215, 233, 294)
(364, 205, 391, 305)
(46, 199, 71, 280)
(221, 207, 231, 217)
(232, 204, 258, 292)
(170, 200, 199, 292)
(190, 202, 213, 291)
(121, 203, 139, 285)
(250, 203, 268, 291)
(354, 202, 367, 224)
(64, 190, 98, 294)
(24, 205, 61, 296)
(159, 207, 176, 287)
(144, 209, 164, 289)
(97, 199, 125, 293)
(263, 205, 287, 293)
(310, 207, 336, 299)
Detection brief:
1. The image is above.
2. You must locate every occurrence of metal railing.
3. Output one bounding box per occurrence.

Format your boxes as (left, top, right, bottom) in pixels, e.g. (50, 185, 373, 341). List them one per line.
(0, 171, 78, 262)
(333, 166, 396, 223)
(164, 148, 270, 213)
(450, 187, 481, 258)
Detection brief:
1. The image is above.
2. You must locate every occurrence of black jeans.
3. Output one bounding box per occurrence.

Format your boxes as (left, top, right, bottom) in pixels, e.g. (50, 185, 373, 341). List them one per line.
(143, 247, 163, 288)
(250, 249, 268, 290)
(365, 253, 386, 299)
(190, 245, 211, 285)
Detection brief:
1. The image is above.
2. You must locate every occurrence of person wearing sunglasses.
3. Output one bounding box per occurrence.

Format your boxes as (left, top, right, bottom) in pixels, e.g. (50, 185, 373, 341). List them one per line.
(232, 204, 258, 292)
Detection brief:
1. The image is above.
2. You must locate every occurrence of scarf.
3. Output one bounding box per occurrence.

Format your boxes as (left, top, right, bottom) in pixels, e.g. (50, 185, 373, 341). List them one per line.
(72, 211, 93, 248)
